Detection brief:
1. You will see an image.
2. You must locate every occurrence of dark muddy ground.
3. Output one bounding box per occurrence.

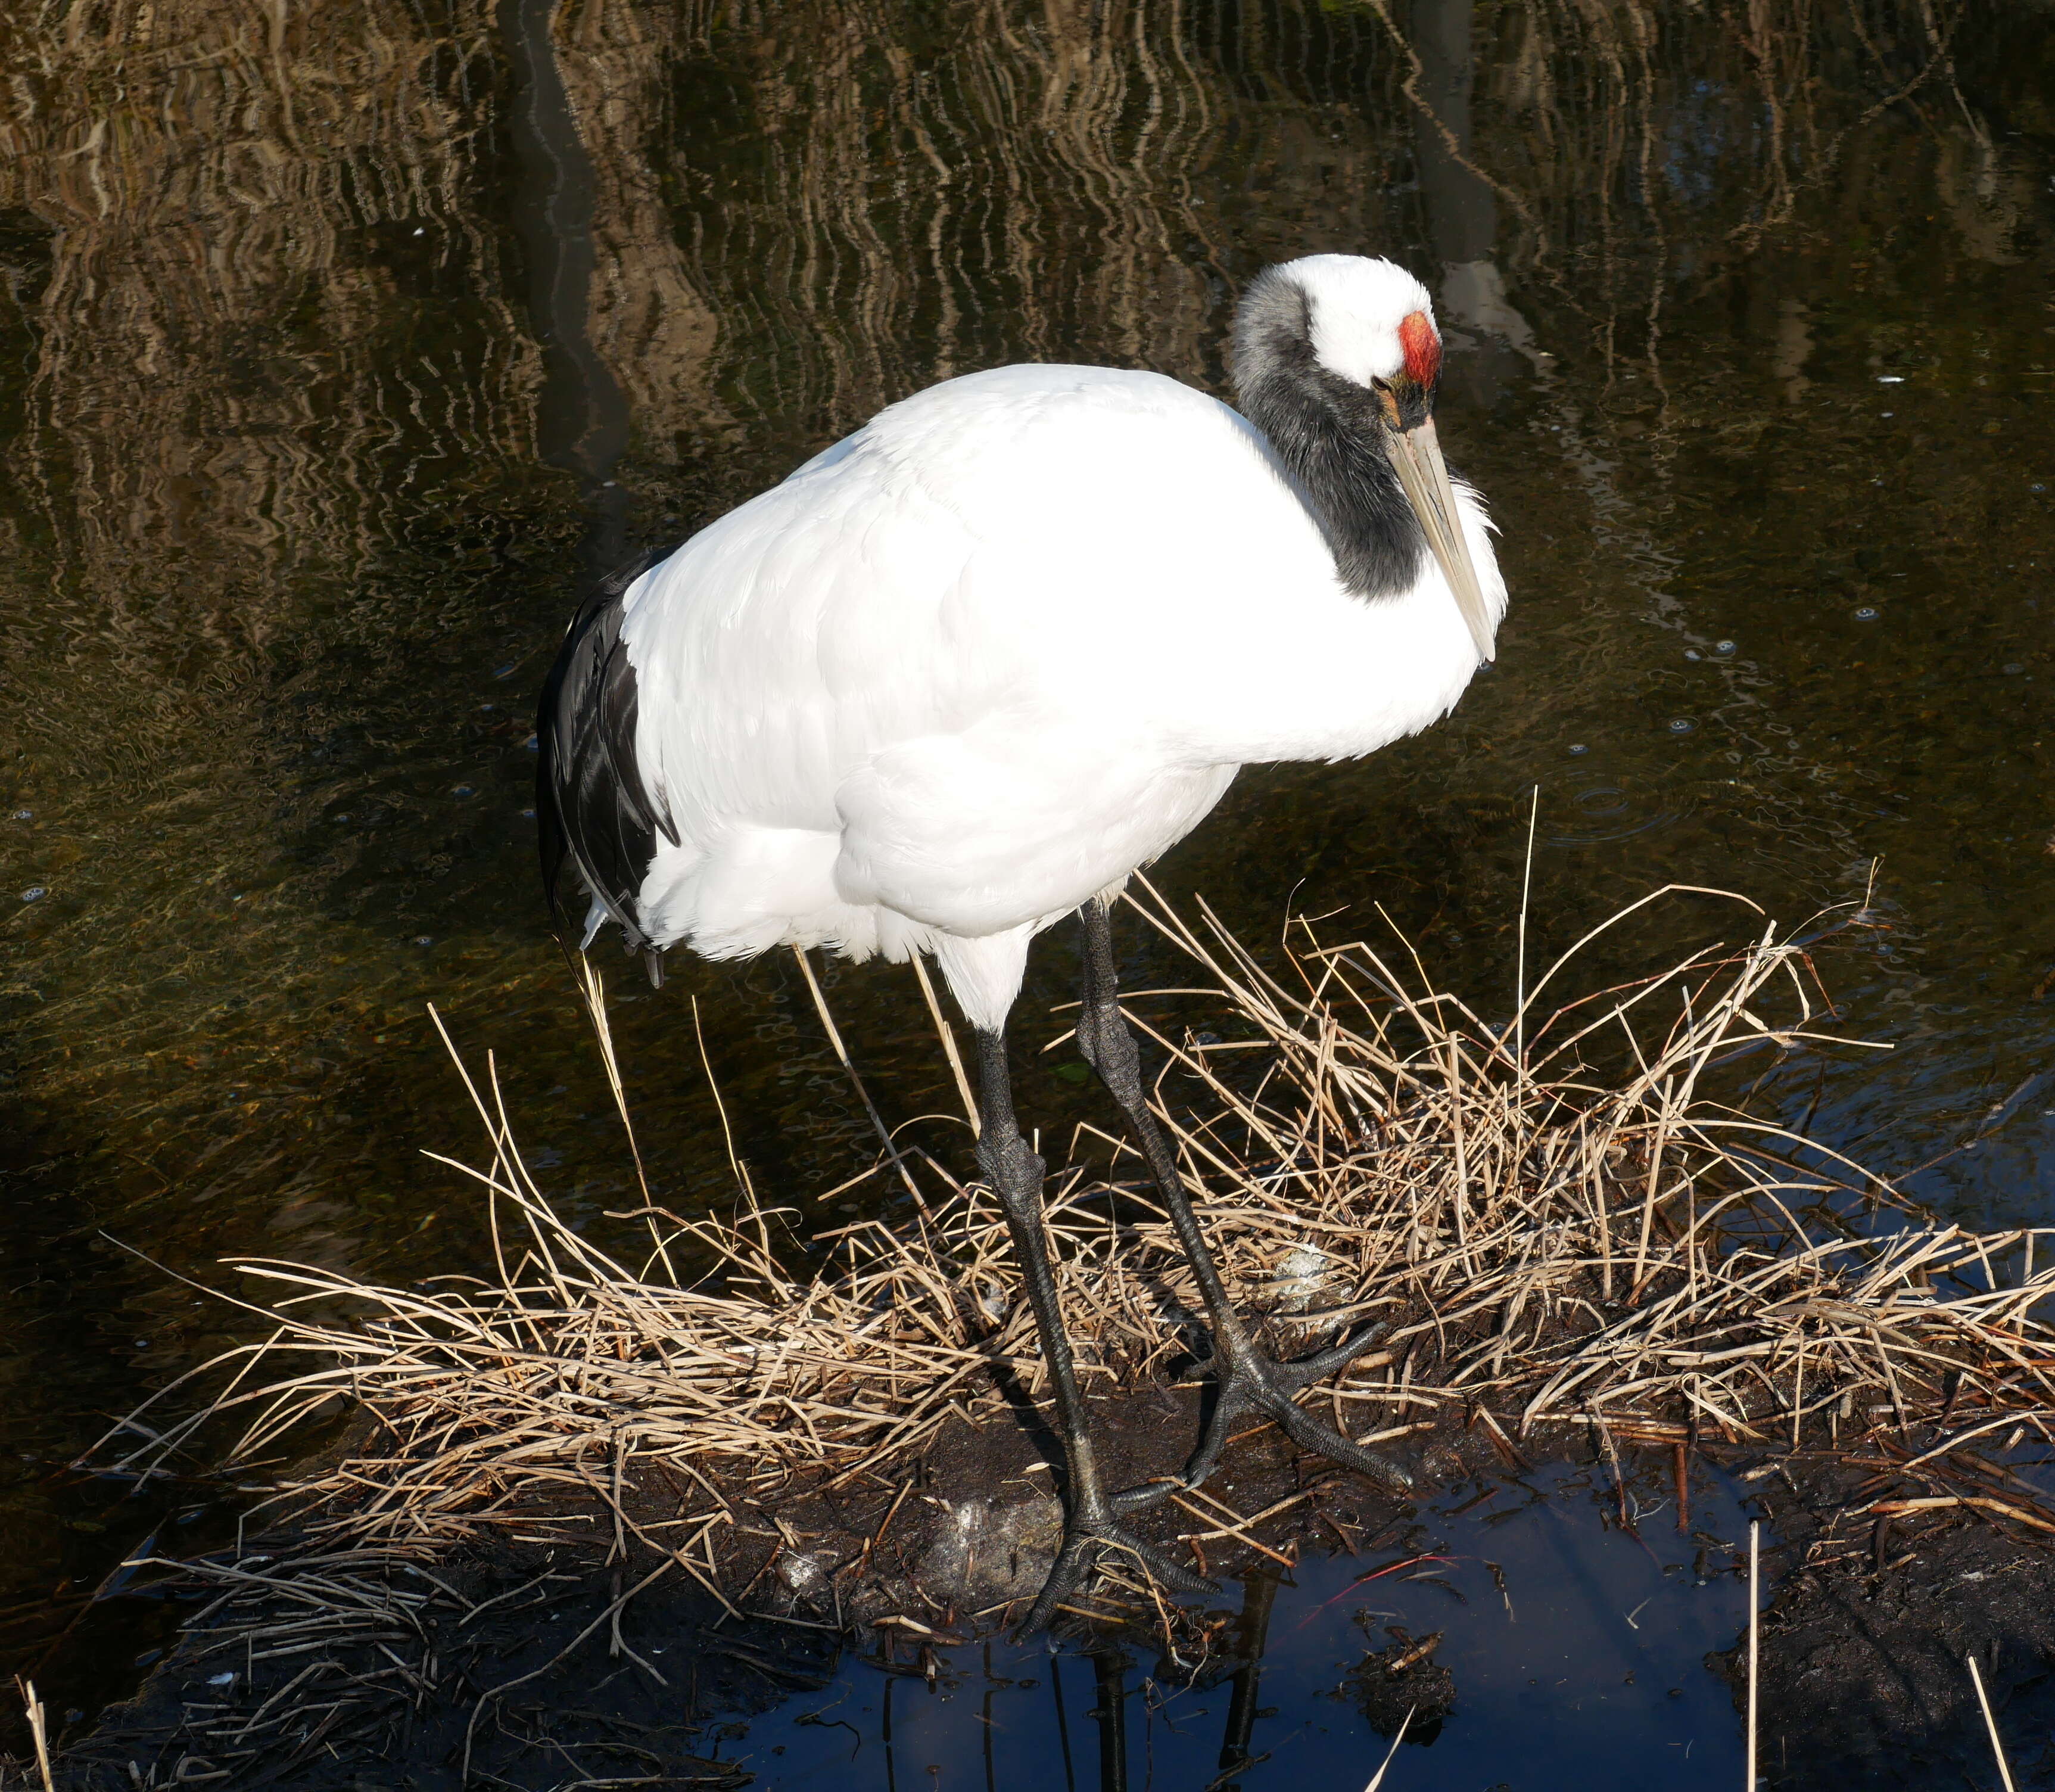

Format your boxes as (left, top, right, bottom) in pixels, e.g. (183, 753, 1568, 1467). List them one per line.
(1716, 1445, 2055, 1790)
(25, 1390, 2055, 1790)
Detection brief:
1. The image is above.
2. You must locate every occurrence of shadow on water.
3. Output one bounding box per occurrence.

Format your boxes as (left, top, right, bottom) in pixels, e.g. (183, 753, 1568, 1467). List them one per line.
(687, 1464, 1756, 1790)
(0, 0, 2052, 1760)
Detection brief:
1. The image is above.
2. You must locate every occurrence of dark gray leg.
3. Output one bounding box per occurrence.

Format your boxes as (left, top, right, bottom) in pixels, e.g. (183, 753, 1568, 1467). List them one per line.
(1075, 896, 1412, 1497)
(973, 1025, 1214, 1632)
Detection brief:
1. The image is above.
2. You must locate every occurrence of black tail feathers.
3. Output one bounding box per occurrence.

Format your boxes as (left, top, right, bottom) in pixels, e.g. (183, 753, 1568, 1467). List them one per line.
(535, 543, 680, 986)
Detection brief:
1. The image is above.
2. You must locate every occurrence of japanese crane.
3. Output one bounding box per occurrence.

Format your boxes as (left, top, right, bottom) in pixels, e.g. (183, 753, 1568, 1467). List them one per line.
(538, 253, 1506, 1628)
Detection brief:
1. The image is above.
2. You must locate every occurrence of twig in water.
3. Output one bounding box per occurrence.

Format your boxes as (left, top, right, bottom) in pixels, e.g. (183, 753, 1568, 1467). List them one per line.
(1746, 1519, 1760, 1792)
(1967, 1653, 2017, 1792)
(13, 1677, 52, 1792)
(1362, 1703, 1413, 1790)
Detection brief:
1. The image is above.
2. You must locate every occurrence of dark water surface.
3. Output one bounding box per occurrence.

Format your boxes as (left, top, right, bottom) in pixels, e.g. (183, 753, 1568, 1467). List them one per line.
(2, 0, 2053, 1772)
(716, 1463, 1759, 1792)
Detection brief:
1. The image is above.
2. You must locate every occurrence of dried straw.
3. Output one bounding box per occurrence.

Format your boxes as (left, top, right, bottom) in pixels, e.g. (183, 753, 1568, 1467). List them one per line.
(83, 885, 2055, 1570)
(1967, 1652, 2017, 1792)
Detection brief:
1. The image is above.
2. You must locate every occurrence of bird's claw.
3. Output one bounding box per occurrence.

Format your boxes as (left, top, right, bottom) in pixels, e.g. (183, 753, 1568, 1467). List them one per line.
(1180, 1323, 1413, 1497)
(1290, 1321, 1402, 1385)
(1019, 1513, 1216, 1635)
(1106, 1474, 1183, 1516)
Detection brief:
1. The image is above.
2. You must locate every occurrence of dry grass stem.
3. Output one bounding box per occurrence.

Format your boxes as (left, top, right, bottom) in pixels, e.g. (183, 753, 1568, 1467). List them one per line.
(1967, 1652, 2017, 1792)
(11, 1681, 51, 1792)
(83, 886, 2055, 1587)
(1746, 1518, 1760, 1792)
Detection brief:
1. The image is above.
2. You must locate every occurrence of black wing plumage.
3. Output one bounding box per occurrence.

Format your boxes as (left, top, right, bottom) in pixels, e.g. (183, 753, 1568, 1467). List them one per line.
(535, 545, 679, 985)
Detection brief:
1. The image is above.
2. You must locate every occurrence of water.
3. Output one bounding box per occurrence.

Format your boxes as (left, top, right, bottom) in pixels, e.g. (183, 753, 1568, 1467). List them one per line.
(2, 0, 2052, 1763)
(709, 1463, 1758, 1791)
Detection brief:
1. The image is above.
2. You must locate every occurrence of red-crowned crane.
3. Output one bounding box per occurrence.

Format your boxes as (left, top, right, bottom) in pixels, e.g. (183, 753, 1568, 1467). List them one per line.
(538, 254, 1506, 1629)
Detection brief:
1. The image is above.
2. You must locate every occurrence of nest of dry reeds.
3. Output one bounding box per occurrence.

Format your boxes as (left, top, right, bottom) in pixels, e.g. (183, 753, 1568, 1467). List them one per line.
(91, 883, 2055, 1561)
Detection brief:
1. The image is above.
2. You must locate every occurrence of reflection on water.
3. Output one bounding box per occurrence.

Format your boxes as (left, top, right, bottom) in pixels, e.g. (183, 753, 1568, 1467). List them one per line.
(692, 1464, 1755, 1790)
(1, 0, 2051, 1734)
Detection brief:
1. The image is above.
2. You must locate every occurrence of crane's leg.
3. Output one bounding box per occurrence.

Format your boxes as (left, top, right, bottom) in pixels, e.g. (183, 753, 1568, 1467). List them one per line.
(1075, 897, 1412, 1498)
(973, 1025, 1215, 1631)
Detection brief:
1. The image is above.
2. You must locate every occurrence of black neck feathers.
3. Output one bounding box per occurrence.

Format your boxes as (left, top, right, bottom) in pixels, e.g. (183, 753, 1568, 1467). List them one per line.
(1231, 271, 1427, 602)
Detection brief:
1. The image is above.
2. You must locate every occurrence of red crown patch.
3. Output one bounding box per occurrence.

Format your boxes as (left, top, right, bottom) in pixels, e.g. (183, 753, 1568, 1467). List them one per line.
(1399, 310, 1441, 389)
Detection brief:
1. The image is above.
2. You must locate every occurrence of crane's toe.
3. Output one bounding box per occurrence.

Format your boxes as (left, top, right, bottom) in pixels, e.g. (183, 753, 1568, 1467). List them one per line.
(1176, 1322, 1413, 1498)
(1288, 1320, 1400, 1384)
(1264, 1390, 1416, 1496)
(1106, 1476, 1181, 1517)
(1018, 1516, 1217, 1635)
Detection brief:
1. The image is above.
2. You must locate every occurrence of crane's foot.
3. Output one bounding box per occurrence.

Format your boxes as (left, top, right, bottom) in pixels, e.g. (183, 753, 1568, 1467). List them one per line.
(1019, 1511, 1217, 1635)
(1176, 1322, 1413, 1497)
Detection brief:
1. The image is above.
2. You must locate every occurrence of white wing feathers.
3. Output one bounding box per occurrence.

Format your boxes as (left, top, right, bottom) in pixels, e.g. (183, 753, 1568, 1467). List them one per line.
(615, 364, 1501, 1028)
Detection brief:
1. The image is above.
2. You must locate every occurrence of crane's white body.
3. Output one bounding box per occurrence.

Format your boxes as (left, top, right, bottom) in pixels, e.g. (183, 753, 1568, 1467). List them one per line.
(609, 361, 1503, 1031)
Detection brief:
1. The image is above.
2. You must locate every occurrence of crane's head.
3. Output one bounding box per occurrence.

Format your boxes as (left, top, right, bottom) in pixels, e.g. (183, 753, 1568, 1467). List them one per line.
(1233, 254, 1497, 663)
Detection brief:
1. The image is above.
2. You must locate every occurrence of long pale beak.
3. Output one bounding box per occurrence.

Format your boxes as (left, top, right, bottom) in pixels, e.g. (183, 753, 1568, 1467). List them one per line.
(1384, 415, 1497, 664)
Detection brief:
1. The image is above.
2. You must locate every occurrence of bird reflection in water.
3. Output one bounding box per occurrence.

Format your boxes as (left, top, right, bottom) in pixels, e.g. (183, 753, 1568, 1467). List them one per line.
(861, 1575, 1304, 1791)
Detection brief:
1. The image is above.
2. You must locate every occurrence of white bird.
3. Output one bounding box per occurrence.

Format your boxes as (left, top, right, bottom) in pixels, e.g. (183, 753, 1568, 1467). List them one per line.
(537, 253, 1506, 1628)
